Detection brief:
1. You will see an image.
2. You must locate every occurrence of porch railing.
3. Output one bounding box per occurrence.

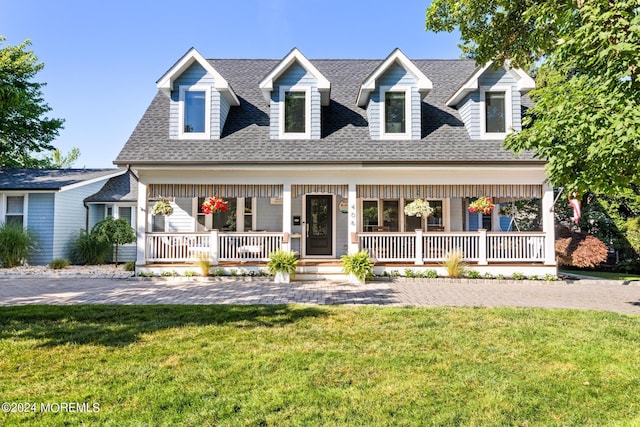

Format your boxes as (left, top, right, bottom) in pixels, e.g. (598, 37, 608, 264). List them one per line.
(145, 231, 284, 263)
(358, 230, 546, 264)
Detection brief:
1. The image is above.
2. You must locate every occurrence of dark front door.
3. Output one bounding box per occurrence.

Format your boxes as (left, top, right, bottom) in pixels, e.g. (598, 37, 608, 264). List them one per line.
(305, 195, 332, 256)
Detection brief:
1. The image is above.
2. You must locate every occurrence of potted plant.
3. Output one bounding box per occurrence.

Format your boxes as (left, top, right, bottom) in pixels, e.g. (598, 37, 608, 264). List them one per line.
(266, 249, 298, 283)
(341, 249, 374, 284)
(201, 196, 228, 214)
(468, 197, 494, 215)
(403, 199, 434, 231)
(151, 198, 174, 216)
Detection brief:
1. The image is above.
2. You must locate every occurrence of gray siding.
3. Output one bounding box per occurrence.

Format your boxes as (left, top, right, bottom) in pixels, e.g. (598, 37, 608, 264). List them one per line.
(335, 196, 348, 256)
(52, 179, 109, 260)
(366, 63, 421, 140)
(27, 193, 55, 265)
(449, 198, 464, 232)
(87, 204, 105, 229)
(459, 94, 480, 139)
(167, 198, 195, 232)
(255, 198, 281, 231)
(269, 63, 321, 139)
(169, 63, 227, 140)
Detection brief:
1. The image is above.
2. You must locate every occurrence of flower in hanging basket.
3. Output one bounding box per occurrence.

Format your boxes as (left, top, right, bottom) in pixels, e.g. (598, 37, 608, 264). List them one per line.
(151, 198, 174, 216)
(201, 196, 228, 215)
(404, 199, 434, 218)
(468, 197, 495, 215)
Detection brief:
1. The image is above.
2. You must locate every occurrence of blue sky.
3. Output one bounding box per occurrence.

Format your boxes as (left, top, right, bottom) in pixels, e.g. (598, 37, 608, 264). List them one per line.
(1, 0, 462, 168)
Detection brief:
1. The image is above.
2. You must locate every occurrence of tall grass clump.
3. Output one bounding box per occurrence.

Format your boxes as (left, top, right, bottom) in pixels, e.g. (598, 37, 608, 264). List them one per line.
(442, 249, 467, 278)
(69, 230, 112, 265)
(0, 222, 37, 267)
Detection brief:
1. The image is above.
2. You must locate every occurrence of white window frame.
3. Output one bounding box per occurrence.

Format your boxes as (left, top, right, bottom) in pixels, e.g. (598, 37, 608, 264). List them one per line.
(480, 85, 512, 140)
(178, 85, 211, 140)
(279, 85, 311, 139)
(1, 193, 28, 227)
(359, 198, 447, 232)
(380, 85, 412, 140)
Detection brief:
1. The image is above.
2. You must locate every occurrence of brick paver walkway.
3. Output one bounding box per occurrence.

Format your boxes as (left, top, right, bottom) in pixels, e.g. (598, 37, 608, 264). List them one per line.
(0, 277, 638, 314)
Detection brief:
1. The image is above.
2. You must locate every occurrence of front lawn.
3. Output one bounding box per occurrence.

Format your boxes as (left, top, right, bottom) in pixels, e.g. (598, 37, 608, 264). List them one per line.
(1, 305, 639, 426)
(561, 269, 640, 281)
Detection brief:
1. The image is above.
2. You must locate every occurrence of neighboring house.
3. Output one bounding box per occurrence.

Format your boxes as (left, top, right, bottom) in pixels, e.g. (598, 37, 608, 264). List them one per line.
(115, 47, 555, 276)
(84, 170, 139, 262)
(0, 168, 125, 265)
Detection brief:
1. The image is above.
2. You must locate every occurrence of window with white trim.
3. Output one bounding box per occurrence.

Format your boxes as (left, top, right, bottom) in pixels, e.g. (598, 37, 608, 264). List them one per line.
(179, 86, 211, 139)
(380, 86, 412, 139)
(279, 86, 311, 139)
(480, 86, 512, 139)
(5, 195, 25, 226)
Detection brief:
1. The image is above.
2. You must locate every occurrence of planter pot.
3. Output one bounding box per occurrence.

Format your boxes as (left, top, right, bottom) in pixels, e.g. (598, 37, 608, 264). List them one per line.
(274, 271, 291, 284)
(347, 273, 365, 284)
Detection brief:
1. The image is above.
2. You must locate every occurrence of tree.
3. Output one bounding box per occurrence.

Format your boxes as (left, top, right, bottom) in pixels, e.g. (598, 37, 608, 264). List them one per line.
(425, 0, 640, 194)
(40, 147, 81, 168)
(0, 37, 64, 168)
(91, 217, 136, 266)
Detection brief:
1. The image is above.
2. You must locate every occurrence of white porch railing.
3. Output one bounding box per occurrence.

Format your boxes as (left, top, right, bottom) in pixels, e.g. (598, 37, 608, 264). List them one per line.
(358, 230, 546, 264)
(145, 231, 285, 263)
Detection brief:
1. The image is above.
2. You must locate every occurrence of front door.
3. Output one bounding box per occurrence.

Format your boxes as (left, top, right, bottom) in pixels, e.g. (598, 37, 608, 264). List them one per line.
(305, 195, 332, 256)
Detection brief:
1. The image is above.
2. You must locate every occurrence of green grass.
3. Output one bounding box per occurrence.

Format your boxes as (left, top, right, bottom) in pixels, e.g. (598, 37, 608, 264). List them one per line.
(1, 305, 639, 426)
(562, 269, 640, 281)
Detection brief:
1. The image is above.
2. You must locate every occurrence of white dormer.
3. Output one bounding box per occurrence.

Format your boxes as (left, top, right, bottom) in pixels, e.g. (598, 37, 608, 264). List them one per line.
(259, 48, 330, 140)
(446, 62, 535, 140)
(157, 48, 239, 140)
(356, 49, 432, 141)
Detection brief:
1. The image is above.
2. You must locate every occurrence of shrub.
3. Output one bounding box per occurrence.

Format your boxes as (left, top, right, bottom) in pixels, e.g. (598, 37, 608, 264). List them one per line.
(341, 250, 374, 282)
(512, 272, 526, 280)
(184, 270, 196, 277)
(404, 268, 416, 278)
(0, 223, 37, 268)
(69, 230, 111, 265)
(556, 226, 608, 268)
(91, 217, 136, 266)
(442, 250, 467, 278)
(124, 261, 135, 272)
(467, 270, 481, 279)
(484, 272, 494, 279)
(215, 268, 225, 277)
(424, 269, 438, 279)
(48, 258, 69, 270)
(196, 255, 211, 277)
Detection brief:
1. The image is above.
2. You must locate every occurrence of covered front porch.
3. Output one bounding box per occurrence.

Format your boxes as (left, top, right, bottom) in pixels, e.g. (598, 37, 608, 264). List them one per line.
(134, 172, 557, 278)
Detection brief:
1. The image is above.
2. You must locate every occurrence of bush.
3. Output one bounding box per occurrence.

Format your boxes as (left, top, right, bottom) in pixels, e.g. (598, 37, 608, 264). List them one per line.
(48, 258, 69, 270)
(124, 261, 135, 272)
(424, 269, 438, 279)
(556, 226, 608, 268)
(0, 222, 37, 268)
(69, 230, 112, 265)
(267, 249, 298, 279)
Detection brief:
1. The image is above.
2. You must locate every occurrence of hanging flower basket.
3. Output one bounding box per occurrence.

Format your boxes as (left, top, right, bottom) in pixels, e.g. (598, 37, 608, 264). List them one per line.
(404, 199, 434, 218)
(469, 197, 495, 215)
(151, 198, 174, 216)
(201, 196, 228, 215)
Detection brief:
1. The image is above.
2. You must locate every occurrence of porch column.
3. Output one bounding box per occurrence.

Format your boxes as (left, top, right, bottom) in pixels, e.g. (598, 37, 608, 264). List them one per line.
(541, 183, 556, 265)
(348, 183, 359, 253)
(281, 183, 292, 252)
(135, 181, 147, 266)
(478, 229, 488, 265)
(414, 229, 424, 265)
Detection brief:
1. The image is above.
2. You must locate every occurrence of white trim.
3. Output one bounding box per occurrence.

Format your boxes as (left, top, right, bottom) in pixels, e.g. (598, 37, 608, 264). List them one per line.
(446, 61, 535, 108)
(259, 48, 331, 105)
(1, 193, 28, 227)
(279, 85, 311, 139)
(157, 47, 239, 106)
(357, 48, 432, 107)
(379, 85, 412, 140)
(480, 85, 513, 140)
(59, 170, 126, 192)
(178, 85, 211, 140)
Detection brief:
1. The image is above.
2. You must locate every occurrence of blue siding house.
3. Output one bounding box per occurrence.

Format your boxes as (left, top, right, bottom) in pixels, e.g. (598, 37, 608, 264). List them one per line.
(0, 168, 125, 265)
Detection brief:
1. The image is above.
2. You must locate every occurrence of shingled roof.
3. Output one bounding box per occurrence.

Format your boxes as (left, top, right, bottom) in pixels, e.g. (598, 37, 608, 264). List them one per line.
(0, 169, 122, 191)
(115, 58, 539, 165)
(84, 170, 138, 203)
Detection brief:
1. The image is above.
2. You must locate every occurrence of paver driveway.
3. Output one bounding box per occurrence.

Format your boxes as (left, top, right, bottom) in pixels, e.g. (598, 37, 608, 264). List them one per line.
(0, 277, 639, 314)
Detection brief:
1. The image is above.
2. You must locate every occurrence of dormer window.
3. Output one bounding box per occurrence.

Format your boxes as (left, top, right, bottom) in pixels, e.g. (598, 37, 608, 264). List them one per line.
(279, 86, 310, 139)
(485, 92, 505, 133)
(380, 86, 411, 139)
(179, 86, 210, 139)
(480, 86, 512, 139)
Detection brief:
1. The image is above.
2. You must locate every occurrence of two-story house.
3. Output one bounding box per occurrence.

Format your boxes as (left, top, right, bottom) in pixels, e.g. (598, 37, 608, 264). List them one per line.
(115, 47, 555, 277)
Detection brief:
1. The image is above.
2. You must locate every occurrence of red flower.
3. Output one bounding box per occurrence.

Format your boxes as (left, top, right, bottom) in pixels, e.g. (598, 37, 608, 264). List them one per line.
(468, 197, 494, 215)
(201, 196, 228, 215)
